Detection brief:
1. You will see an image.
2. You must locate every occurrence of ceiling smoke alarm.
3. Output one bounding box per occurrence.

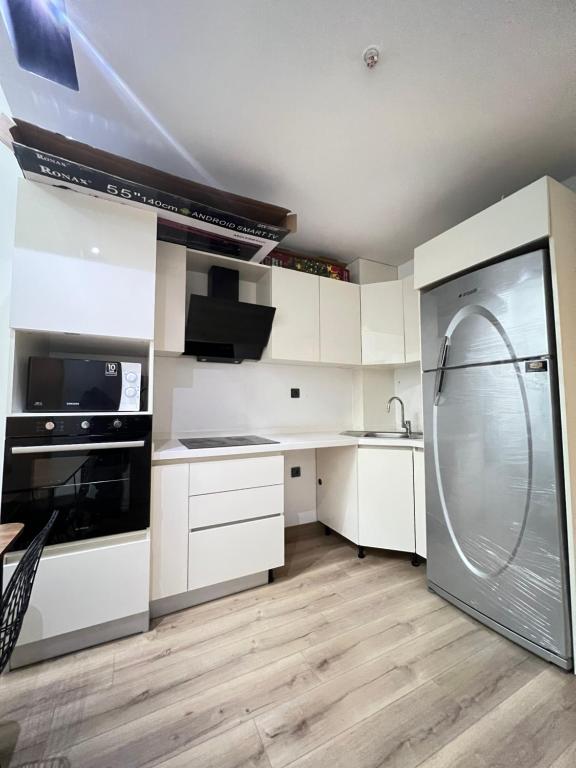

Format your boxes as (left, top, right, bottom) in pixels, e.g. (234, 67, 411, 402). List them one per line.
(363, 46, 380, 69)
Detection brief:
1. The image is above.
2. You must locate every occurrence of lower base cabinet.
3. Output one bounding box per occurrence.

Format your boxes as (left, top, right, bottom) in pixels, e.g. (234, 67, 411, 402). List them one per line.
(151, 456, 285, 604)
(317, 444, 425, 557)
(4, 533, 150, 660)
(151, 464, 189, 600)
(358, 446, 415, 552)
(316, 447, 359, 544)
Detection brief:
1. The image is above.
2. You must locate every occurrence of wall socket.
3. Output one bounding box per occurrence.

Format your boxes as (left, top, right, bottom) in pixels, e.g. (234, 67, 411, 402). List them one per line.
(291, 388, 300, 398)
(291, 466, 301, 478)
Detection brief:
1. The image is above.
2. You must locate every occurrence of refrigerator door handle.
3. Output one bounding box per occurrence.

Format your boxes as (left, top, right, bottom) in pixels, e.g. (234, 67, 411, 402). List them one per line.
(433, 336, 449, 405)
(437, 335, 450, 368)
(434, 369, 445, 406)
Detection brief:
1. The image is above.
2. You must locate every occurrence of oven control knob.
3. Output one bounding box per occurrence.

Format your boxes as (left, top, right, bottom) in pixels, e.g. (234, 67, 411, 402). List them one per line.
(125, 387, 137, 398)
(125, 372, 137, 383)
(113, 419, 122, 429)
(81, 420, 90, 430)
(45, 421, 55, 431)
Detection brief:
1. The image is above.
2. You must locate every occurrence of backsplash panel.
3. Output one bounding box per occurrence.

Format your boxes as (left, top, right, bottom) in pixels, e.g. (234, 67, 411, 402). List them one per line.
(393, 363, 423, 432)
(153, 357, 360, 436)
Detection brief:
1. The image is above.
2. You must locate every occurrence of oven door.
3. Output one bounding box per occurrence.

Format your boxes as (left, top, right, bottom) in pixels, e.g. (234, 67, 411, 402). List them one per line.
(2, 436, 151, 549)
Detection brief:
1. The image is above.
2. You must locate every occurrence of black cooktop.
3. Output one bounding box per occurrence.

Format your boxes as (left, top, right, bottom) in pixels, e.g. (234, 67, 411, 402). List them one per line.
(179, 435, 280, 449)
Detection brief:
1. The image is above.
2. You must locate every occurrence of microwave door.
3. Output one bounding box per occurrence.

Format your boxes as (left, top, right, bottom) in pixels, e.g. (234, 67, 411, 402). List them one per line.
(64, 360, 122, 411)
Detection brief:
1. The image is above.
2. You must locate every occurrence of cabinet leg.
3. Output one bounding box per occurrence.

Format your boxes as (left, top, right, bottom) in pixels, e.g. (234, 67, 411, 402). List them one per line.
(411, 554, 422, 567)
(324, 525, 331, 536)
(357, 545, 366, 559)
(268, 569, 275, 583)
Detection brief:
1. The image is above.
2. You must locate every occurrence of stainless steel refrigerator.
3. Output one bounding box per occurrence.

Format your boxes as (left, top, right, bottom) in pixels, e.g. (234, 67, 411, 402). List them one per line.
(421, 249, 572, 669)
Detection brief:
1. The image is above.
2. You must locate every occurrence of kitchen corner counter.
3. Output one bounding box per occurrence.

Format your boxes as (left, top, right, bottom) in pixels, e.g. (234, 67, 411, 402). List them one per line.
(357, 436, 424, 449)
(152, 432, 423, 462)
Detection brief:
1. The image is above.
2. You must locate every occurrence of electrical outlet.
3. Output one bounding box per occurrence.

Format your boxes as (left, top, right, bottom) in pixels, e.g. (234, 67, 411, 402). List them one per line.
(291, 466, 301, 478)
(291, 388, 300, 398)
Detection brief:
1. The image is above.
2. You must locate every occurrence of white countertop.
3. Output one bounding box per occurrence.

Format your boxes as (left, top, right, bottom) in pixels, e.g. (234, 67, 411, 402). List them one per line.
(152, 431, 424, 462)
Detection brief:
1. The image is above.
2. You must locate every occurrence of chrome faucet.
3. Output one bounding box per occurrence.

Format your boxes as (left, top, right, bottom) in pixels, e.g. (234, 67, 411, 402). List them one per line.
(387, 396, 411, 436)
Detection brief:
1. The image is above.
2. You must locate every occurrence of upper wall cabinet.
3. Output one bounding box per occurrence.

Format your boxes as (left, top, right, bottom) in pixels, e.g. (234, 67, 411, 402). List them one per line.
(413, 177, 550, 290)
(11, 181, 157, 340)
(319, 278, 361, 365)
(154, 242, 187, 355)
(361, 276, 420, 365)
(258, 267, 361, 366)
(258, 267, 320, 363)
(361, 281, 405, 365)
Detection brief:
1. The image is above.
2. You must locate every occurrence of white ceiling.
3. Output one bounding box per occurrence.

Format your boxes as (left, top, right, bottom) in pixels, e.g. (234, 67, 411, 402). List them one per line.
(1, 0, 575, 266)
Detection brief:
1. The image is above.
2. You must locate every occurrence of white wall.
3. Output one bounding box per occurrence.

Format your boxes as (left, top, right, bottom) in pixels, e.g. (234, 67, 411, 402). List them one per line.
(283, 450, 317, 527)
(348, 258, 397, 285)
(0, 90, 21, 498)
(392, 363, 423, 432)
(397, 259, 414, 279)
(361, 368, 396, 430)
(153, 356, 361, 437)
(359, 364, 422, 433)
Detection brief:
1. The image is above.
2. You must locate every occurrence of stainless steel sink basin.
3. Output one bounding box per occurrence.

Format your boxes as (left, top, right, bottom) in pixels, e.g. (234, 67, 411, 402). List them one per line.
(342, 430, 423, 439)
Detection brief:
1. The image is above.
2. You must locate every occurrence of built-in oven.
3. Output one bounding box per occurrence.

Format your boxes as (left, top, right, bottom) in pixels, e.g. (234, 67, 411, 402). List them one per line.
(1, 415, 152, 550)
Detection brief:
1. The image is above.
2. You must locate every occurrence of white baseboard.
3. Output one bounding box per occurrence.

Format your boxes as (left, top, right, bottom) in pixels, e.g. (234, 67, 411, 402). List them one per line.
(284, 509, 317, 527)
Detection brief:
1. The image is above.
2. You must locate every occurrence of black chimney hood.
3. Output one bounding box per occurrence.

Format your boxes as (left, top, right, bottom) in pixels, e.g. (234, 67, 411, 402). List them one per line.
(184, 266, 276, 363)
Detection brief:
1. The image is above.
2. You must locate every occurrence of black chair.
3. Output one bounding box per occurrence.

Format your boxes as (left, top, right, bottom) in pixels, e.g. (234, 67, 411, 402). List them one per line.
(0, 512, 58, 674)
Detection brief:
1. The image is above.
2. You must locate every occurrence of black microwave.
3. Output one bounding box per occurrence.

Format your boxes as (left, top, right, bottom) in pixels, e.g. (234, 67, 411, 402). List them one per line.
(27, 357, 142, 412)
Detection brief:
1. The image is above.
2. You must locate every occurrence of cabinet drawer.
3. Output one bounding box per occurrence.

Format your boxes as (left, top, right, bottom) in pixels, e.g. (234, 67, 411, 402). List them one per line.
(188, 515, 285, 591)
(189, 484, 284, 529)
(188, 455, 284, 495)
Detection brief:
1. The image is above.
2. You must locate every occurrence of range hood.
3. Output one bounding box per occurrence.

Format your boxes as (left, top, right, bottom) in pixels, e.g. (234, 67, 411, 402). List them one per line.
(184, 267, 276, 363)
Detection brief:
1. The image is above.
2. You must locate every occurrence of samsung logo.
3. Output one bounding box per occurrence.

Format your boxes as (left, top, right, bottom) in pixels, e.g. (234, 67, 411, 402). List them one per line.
(458, 288, 478, 298)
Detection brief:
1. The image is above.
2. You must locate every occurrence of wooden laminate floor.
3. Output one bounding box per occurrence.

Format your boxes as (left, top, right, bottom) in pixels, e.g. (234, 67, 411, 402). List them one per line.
(1, 523, 576, 768)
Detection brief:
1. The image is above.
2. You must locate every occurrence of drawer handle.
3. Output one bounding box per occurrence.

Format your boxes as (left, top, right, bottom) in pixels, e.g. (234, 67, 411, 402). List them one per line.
(190, 512, 282, 533)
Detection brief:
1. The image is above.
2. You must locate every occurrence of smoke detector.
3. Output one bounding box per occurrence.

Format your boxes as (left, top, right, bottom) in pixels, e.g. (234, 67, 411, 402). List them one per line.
(363, 46, 380, 69)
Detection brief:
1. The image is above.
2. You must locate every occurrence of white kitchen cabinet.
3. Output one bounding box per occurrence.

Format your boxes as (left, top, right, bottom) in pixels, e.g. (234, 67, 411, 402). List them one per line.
(258, 267, 320, 362)
(316, 447, 359, 544)
(413, 448, 426, 558)
(361, 281, 405, 365)
(414, 177, 550, 290)
(189, 485, 283, 529)
(151, 455, 285, 609)
(150, 464, 189, 600)
(154, 242, 187, 355)
(4, 534, 149, 656)
(188, 516, 284, 591)
(319, 278, 361, 365)
(358, 447, 415, 552)
(188, 454, 283, 495)
(361, 278, 421, 365)
(402, 275, 420, 363)
(11, 180, 157, 339)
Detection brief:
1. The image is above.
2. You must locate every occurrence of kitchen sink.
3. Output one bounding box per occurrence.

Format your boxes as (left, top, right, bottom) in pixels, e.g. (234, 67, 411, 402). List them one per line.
(342, 430, 424, 439)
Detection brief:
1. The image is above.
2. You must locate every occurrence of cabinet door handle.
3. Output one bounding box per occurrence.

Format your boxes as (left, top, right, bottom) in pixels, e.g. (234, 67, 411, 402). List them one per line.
(318, 478, 323, 486)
